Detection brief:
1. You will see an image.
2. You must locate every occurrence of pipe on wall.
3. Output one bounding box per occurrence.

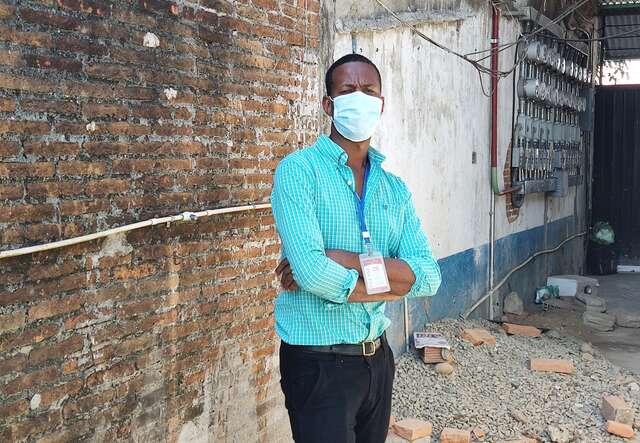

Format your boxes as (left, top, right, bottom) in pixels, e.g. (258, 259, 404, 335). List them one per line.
(0, 203, 272, 260)
(490, 5, 521, 197)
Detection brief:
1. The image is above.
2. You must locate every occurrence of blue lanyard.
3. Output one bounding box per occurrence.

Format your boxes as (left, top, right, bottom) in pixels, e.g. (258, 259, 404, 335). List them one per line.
(352, 160, 372, 248)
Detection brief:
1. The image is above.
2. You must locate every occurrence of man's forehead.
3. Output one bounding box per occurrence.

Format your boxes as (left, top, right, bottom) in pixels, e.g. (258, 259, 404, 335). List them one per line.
(332, 62, 379, 83)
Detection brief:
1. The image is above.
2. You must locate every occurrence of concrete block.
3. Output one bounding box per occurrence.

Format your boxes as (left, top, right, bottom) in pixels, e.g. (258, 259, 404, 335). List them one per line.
(547, 275, 599, 297)
(602, 395, 634, 425)
(502, 323, 542, 337)
(392, 418, 432, 441)
(529, 358, 575, 374)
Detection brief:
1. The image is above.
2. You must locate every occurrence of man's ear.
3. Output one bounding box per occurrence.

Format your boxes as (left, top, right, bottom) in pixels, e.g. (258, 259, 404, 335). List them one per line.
(322, 95, 333, 117)
(380, 96, 385, 114)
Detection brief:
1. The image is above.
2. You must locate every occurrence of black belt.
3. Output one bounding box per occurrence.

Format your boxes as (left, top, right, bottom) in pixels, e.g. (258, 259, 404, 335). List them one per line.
(294, 335, 384, 357)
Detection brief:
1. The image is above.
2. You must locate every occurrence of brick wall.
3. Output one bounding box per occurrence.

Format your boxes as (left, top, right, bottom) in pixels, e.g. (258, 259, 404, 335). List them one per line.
(0, 0, 320, 441)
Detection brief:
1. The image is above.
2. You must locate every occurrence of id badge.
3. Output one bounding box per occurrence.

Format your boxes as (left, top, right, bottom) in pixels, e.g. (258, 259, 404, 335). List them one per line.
(359, 250, 391, 295)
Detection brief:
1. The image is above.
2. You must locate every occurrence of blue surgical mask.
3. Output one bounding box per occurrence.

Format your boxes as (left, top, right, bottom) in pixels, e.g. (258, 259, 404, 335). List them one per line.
(330, 91, 383, 142)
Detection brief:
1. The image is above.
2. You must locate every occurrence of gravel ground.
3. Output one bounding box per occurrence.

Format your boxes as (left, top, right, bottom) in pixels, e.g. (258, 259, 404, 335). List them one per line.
(391, 319, 640, 443)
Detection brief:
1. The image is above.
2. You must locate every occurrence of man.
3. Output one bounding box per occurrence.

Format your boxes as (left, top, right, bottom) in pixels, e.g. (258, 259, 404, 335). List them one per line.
(271, 53, 441, 443)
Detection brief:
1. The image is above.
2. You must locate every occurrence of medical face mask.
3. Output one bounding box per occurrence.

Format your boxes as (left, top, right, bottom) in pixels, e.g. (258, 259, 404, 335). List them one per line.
(330, 91, 383, 142)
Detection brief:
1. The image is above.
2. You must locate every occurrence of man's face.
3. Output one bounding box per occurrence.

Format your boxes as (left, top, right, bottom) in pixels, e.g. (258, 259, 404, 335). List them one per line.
(323, 62, 384, 118)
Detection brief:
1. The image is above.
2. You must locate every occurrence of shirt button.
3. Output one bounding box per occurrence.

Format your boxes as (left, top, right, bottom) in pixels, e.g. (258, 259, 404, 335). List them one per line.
(347, 180, 353, 186)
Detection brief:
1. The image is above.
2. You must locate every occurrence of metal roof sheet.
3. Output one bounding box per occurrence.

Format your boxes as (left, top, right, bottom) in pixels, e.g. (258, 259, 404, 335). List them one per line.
(601, 4, 640, 59)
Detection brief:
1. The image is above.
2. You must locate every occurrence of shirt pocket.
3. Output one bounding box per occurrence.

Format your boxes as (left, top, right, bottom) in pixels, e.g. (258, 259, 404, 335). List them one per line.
(367, 187, 403, 256)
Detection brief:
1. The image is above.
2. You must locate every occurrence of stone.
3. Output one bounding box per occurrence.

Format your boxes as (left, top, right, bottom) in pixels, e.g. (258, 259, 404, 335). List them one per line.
(502, 323, 542, 337)
(576, 293, 607, 312)
(545, 329, 562, 339)
(503, 292, 524, 316)
(392, 418, 433, 441)
(582, 311, 615, 332)
(440, 427, 470, 443)
(580, 342, 594, 354)
(529, 359, 575, 374)
(510, 410, 529, 424)
(628, 382, 640, 392)
(435, 362, 454, 376)
(547, 425, 571, 443)
(602, 395, 634, 425)
(581, 352, 594, 362)
(606, 420, 635, 438)
(471, 427, 486, 440)
(616, 311, 640, 328)
(460, 329, 496, 346)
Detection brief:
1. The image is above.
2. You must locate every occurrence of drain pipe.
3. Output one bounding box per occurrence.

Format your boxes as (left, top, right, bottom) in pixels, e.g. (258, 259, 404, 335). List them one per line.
(488, 6, 522, 319)
(0, 203, 272, 260)
(490, 6, 521, 198)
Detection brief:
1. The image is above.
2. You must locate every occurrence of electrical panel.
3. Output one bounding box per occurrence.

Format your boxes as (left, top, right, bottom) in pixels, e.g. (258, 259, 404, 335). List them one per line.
(511, 12, 592, 200)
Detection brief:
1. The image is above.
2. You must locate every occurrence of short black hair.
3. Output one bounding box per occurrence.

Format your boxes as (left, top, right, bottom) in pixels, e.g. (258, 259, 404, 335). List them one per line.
(325, 53, 382, 96)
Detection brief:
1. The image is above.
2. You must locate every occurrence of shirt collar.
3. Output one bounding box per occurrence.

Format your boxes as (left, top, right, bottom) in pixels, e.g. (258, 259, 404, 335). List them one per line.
(316, 134, 386, 166)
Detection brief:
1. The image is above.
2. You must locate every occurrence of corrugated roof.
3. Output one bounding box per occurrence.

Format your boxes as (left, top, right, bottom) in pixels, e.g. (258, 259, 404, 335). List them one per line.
(601, 2, 640, 59)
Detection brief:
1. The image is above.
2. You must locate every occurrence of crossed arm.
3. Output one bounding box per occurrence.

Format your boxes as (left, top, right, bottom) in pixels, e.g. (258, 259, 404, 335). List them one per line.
(275, 250, 416, 303)
(271, 156, 441, 305)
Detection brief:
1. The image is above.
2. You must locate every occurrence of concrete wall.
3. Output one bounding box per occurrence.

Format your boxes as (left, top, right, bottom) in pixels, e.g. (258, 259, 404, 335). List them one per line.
(325, 0, 588, 353)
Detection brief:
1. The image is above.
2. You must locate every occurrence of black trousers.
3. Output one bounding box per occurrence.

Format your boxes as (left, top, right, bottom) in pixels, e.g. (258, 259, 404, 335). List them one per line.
(279, 335, 395, 443)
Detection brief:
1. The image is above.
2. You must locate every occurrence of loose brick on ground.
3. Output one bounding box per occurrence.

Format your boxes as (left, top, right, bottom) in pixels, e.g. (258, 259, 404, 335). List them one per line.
(606, 420, 635, 438)
(392, 418, 432, 441)
(529, 358, 575, 374)
(502, 323, 542, 337)
(440, 427, 470, 443)
(460, 328, 496, 346)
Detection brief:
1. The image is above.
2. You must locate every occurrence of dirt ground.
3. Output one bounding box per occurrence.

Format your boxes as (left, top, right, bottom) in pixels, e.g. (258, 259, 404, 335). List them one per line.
(506, 273, 640, 375)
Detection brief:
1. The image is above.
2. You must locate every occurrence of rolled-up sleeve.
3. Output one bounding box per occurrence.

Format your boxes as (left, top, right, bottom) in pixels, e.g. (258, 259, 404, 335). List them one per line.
(397, 192, 441, 299)
(271, 156, 359, 304)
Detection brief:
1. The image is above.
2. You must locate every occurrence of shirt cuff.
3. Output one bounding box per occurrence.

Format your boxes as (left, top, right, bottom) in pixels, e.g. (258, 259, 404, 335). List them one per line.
(343, 268, 360, 302)
(401, 257, 428, 298)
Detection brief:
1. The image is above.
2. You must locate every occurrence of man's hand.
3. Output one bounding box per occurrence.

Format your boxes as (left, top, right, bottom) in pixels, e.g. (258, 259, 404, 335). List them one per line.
(275, 258, 299, 291)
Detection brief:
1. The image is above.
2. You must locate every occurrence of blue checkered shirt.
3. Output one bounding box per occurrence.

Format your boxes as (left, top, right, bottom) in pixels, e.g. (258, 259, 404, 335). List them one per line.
(271, 135, 441, 345)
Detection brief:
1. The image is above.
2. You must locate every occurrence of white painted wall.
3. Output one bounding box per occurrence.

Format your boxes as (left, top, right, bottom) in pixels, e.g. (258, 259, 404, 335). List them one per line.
(333, 9, 585, 260)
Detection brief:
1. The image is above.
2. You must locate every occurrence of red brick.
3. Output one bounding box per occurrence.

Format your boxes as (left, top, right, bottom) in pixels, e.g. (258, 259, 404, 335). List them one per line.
(82, 102, 129, 119)
(0, 119, 50, 135)
(59, 199, 109, 216)
(24, 54, 82, 72)
(440, 428, 471, 443)
(85, 179, 130, 196)
(29, 335, 84, 364)
(3, 366, 60, 395)
(57, 161, 107, 176)
(0, 4, 16, 19)
(529, 358, 575, 374)
(28, 294, 83, 321)
(0, 184, 23, 200)
(606, 420, 634, 438)
(0, 354, 27, 377)
(26, 181, 83, 198)
(392, 419, 432, 441)
(57, 0, 112, 17)
(0, 203, 55, 223)
(0, 162, 55, 178)
(460, 328, 496, 346)
(0, 310, 26, 334)
(502, 323, 542, 337)
(24, 141, 79, 157)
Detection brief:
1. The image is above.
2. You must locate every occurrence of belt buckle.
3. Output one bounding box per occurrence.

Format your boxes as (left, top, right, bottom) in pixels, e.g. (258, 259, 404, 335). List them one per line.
(362, 340, 376, 356)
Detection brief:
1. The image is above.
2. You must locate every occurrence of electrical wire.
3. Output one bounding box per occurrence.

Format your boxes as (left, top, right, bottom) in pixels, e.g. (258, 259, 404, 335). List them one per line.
(371, 0, 594, 93)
